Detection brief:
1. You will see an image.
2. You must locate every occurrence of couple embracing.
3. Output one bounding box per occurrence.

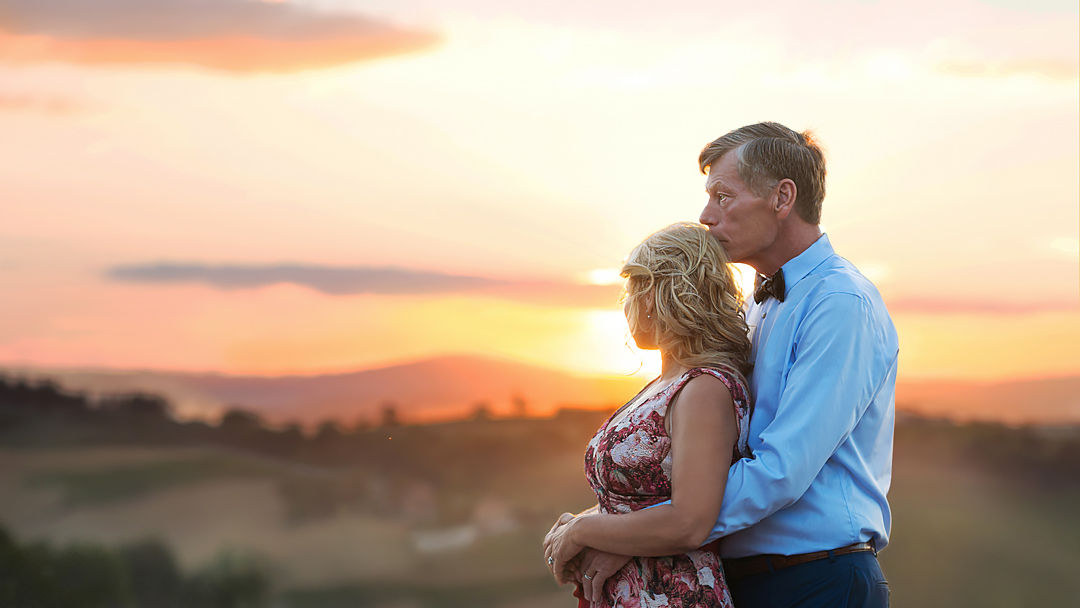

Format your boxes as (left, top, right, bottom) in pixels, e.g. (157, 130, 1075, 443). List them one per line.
(543, 122, 898, 608)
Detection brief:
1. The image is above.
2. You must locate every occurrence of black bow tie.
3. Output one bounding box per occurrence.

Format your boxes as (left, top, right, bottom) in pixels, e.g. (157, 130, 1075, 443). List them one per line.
(754, 270, 785, 304)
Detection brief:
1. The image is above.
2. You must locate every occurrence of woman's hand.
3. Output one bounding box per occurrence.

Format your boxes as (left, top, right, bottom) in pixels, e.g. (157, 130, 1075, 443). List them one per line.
(543, 513, 586, 584)
(543, 512, 576, 583)
(545, 512, 575, 540)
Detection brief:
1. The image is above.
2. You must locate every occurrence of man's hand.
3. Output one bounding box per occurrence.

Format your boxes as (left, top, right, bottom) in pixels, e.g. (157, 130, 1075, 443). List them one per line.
(577, 549, 631, 604)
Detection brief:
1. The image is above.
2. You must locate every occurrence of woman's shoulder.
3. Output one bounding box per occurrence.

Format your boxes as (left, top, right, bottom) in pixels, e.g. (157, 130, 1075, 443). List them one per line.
(680, 367, 750, 408)
(684, 365, 746, 389)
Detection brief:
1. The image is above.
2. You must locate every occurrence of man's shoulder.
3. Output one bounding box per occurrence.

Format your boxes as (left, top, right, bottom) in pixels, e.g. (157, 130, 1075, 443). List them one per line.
(803, 254, 884, 305)
(795, 254, 897, 341)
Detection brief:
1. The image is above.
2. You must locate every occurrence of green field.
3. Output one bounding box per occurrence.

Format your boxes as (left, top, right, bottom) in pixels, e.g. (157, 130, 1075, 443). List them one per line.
(2, 384, 1078, 607)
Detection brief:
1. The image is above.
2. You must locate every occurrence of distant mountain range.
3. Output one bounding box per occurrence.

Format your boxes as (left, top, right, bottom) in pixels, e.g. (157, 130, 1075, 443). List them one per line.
(0, 355, 642, 426)
(3, 356, 1078, 426)
(896, 376, 1080, 425)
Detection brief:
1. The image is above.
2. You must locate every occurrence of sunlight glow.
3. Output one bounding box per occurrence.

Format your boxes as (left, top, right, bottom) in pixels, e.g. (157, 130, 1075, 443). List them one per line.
(584, 310, 661, 379)
(585, 268, 624, 285)
(731, 264, 757, 304)
(859, 262, 892, 284)
(1049, 237, 1080, 256)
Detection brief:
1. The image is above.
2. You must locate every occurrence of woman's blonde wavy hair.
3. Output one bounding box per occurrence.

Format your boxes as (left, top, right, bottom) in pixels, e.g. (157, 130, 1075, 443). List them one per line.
(621, 222, 751, 375)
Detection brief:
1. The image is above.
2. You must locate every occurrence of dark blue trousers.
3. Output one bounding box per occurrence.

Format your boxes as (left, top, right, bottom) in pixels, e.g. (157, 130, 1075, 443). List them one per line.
(725, 551, 889, 608)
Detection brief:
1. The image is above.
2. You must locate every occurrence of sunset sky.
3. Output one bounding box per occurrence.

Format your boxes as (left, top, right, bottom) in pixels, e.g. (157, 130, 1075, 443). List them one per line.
(2, 0, 1077, 382)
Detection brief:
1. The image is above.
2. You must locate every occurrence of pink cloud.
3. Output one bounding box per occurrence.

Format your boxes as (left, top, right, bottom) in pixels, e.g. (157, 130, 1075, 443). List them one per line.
(0, 0, 439, 72)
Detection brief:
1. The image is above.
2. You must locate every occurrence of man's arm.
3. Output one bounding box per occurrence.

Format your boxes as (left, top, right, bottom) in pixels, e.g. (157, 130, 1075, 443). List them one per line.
(632, 293, 895, 540)
(705, 292, 895, 540)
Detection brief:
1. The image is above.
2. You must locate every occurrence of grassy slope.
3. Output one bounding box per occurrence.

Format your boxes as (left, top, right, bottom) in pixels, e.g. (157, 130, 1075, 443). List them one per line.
(2, 416, 1078, 607)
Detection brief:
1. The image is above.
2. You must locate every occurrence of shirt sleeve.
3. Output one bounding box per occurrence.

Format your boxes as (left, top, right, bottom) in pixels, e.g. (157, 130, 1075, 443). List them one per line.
(705, 291, 893, 541)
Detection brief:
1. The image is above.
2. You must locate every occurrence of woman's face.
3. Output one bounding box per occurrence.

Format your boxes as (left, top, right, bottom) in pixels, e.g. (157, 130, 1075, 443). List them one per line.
(624, 291, 658, 350)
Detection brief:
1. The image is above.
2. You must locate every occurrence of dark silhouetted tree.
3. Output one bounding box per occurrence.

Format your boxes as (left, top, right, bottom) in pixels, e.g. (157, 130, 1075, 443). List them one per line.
(380, 401, 400, 428)
(100, 393, 172, 424)
(512, 394, 529, 418)
(315, 420, 343, 442)
(219, 408, 263, 433)
(471, 400, 493, 421)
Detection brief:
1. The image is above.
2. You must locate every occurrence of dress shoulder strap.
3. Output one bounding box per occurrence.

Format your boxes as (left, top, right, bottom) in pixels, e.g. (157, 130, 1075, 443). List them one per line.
(667, 366, 753, 459)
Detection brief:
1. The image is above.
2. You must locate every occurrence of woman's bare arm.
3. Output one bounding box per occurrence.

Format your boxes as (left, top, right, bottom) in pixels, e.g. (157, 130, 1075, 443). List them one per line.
(544, 374, 737, 571)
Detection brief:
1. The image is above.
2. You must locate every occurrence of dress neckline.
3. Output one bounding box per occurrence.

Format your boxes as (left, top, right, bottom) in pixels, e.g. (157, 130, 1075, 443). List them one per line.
(607, 367, 700, 426)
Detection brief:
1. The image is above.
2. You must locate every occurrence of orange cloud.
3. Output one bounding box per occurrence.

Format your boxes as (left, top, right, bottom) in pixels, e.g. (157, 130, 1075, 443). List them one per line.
(0, 0, 439, 72)
(0, 30, 438, 72)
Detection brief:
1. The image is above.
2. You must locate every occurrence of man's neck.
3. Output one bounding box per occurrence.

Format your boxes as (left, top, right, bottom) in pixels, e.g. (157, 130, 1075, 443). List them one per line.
(750, 225, 822, 276)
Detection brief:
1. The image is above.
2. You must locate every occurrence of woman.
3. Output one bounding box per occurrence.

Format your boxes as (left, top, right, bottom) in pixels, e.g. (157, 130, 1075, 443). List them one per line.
(543, 222, 752, 607)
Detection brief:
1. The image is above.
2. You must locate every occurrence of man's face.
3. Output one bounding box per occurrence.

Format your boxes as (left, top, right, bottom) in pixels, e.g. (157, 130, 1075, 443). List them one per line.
(698, 151, 779, 270)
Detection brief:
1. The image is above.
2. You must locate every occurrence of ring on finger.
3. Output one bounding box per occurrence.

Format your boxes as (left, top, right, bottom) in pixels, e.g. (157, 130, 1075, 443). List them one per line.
(584, 572, 595, 580)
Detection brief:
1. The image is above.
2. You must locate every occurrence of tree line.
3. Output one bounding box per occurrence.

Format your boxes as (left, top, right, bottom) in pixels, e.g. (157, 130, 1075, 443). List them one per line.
(0, 524, 267, 608)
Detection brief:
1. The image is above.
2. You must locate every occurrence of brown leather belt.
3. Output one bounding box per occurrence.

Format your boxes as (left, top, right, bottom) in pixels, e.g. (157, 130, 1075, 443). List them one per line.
(721, 542, 877, 582)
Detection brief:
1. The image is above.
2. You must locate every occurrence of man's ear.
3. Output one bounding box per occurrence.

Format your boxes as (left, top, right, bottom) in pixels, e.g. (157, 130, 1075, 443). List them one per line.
(774, 179, 798, 219)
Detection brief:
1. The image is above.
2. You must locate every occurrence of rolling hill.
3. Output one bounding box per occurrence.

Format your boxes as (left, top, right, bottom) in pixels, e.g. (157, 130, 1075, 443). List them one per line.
(3, 356, 1078, 427)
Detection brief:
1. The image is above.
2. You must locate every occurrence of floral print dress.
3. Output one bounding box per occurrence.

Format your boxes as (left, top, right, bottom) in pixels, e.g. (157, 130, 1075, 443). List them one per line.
(580, 366, 751, 608)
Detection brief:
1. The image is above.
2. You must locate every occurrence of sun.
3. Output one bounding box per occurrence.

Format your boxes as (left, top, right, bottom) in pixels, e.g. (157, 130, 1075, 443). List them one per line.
(584, 267, 624, 285)
(581, 310, 662, 379)
(572, 263, 756, 379)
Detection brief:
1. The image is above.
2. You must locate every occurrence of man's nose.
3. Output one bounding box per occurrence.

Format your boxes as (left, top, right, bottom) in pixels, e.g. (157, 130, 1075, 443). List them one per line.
(699, 202, 717, 226)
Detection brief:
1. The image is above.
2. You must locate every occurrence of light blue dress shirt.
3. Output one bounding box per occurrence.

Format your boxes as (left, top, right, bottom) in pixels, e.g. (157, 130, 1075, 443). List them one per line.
(708, 234, 899, 558)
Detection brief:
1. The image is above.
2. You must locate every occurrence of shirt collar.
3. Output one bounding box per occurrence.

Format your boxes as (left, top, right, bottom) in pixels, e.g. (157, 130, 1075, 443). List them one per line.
(777, 233, 833, 298)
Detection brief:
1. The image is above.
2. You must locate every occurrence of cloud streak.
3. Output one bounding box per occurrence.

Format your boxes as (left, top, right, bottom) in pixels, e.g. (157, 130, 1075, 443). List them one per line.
(105, 263, 621, 307)
(887, 297, 1079, 315)
(0, 0, 439, 72)
(105, 264, 1080, 314)
(0, 92, 83, 114)
(935, 58, 1079, 81)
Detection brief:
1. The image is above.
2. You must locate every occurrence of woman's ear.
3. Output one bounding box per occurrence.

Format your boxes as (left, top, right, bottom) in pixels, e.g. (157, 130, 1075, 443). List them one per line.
(642, 294, 655, 319)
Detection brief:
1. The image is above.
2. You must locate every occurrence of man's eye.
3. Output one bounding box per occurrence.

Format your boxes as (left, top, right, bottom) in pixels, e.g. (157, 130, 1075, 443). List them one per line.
(715, 194, 730, 204)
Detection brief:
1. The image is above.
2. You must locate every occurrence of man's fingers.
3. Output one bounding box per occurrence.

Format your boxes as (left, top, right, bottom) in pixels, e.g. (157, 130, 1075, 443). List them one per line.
(552, 548, 577, 584)
(585, 571, 603, 604)
(555, 558, 578, 585)
(578, 552, 630, 604)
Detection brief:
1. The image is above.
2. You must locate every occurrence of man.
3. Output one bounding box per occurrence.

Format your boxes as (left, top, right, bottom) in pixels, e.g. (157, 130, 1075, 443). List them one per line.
(562, 122, 898, 607)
